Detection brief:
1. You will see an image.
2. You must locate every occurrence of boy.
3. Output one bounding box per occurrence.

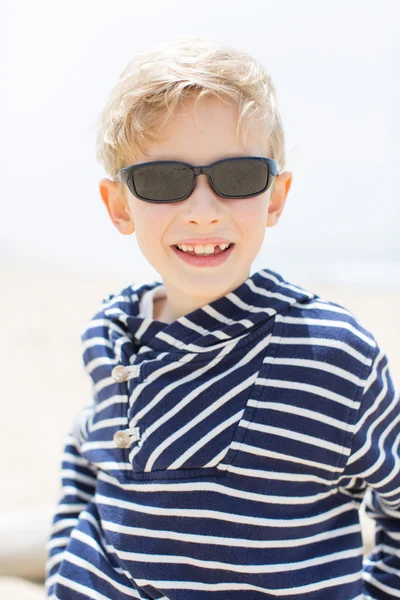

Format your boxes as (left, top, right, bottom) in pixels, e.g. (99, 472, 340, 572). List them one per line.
(45, 36, 400, 599)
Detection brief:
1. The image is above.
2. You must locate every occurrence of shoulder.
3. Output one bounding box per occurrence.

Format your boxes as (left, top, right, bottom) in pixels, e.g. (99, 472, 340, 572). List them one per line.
(78, 280, 159, 342)
(276, 287, 378, 380)
(85, 280, 160, 320)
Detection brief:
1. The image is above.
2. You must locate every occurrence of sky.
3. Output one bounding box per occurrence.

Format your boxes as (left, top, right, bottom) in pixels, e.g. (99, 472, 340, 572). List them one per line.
(3, 0, 399, 286)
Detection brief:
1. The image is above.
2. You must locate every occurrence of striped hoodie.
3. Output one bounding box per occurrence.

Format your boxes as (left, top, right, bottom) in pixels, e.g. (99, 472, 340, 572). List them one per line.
(45, 266, 400, 599)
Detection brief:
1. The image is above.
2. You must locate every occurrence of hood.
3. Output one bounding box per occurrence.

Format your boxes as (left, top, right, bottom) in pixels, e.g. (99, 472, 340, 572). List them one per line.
(80, 267, 317, 380)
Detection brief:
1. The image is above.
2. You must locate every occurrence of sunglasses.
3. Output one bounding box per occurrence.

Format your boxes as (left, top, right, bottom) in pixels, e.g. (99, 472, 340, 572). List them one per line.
(115, 156, 280, 203)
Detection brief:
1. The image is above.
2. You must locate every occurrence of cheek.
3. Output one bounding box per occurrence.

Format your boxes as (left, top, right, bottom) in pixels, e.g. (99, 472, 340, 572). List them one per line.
(134, 204, 172, 247)
(232, 196, 269, 233)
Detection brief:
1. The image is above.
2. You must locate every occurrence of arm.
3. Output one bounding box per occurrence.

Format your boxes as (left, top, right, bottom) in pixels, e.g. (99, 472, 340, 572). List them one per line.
(45, 403, 98, 598)
(338, 341, 400, 599)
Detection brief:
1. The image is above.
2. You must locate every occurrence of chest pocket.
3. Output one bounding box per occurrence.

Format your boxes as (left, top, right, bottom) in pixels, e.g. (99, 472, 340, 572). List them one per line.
(119, 339, 274, 482)
(78, 324, 280, 484)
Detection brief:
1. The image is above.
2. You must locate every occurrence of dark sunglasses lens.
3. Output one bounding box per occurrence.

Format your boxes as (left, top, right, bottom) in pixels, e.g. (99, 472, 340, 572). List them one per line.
(213, 159, 269, 196)
(133, 163, 193, 201)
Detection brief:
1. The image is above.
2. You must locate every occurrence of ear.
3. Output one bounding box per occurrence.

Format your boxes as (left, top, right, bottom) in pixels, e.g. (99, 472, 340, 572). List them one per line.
(99, 179, 135, 235)
(266, 171, 293, 227)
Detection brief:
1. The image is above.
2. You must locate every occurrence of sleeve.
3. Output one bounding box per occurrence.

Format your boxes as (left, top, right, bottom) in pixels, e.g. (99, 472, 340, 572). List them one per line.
(45, 402, 98, 598)
(337, 339, 400, 599)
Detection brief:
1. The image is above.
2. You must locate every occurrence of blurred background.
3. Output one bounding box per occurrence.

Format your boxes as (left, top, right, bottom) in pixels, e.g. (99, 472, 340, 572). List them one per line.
(2, 0, 399, 596)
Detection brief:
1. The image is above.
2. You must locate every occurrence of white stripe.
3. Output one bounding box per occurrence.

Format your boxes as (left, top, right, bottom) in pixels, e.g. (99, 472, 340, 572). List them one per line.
(56, 572, 131, 600)
(84, 460, 132, 471)
(84, 355, 116, 373)
(259, 270, 315, 300)
(157, 329, 250, 352)
(131, 316, 154, 341)
(374, 432, 400, 496)
(135, 569, 363, 596)
(202, 303, 245, 326)
(104, 292, 136, 306)
(276, 314, 376, 347)
(82, 319, 126, 340)
(226, 285, 284, 313)
(269, 335, 372, 364)
(81, 335, 114, 352)
(128, 353, 198, 424)
(112, 545, 364, 575)
(81, 439, 127, 450)
(93, 375, 124, 394)
(359, 412, 400, 485)
(96, 488, 354, 526)
(103, 307, 130, 323)
(348, 364, 392, 463)
(299, 300, 354, 316)
(241, 419, 347, 455)
(95, 394, 129, 413)
(65, 533, 143, 598)
(169, 409, 244, 469)
(362, 349, 384, 395)
(227, 441, 343, 474)
(45, 550, 65, 573)
(90, 417, 128, 431)
(62, 450, 96, 468)
(234, 276, 307, 311)
(363, 569, 400, 598)
(264, 355, 366, 386)
(100, 514, 361, 549)
(259, 377, 359, 409)
(47, 517, 78, 536)
(205, 445, 230, 467)
(61, 485, 94, 502)
(53, 503, 88, 515)
(223, 463, 334, 486)
(177, 311, 231, 339)
(249, 399, 355, 432)
(46, 536, 70, 550)
(61, 468, 97, 487)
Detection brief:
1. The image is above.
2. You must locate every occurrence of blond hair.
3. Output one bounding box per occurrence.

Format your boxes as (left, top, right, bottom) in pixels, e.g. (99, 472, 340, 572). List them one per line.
(93, 36, 286, 195)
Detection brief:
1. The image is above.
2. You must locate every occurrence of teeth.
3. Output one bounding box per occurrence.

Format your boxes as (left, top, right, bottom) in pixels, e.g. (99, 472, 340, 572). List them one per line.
(177, 243, 231, 254)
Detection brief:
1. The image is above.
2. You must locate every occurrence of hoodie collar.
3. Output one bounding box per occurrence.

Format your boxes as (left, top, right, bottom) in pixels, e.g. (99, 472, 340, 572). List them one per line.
(84, 267, 315, 358)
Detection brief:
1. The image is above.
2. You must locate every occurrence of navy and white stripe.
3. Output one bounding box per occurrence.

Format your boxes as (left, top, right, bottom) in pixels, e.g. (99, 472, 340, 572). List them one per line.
(45, 267, 400, 599)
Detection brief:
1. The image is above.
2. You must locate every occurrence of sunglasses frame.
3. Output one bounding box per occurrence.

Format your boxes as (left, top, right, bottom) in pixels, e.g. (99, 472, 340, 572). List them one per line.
(115, 156, 280, 203)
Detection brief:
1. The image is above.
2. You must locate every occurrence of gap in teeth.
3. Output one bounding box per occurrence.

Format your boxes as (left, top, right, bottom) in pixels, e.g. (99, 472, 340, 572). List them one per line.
(176, 243, 231, 254)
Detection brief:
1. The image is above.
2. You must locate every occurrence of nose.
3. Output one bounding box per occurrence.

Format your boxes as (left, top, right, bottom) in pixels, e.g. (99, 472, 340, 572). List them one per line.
(190, 172, 217, 197)
(182, 173, 224, 222)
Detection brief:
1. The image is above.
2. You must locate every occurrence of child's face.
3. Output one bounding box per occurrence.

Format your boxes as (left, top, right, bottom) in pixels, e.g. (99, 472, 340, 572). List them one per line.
(100, 94, 292, 316)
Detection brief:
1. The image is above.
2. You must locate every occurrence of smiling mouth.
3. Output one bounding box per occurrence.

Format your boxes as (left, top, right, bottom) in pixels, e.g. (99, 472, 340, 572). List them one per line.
(172, 243, 234, 256)
(170, 243, 235, 267)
